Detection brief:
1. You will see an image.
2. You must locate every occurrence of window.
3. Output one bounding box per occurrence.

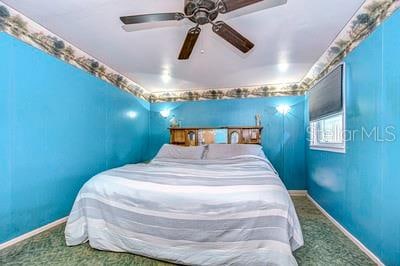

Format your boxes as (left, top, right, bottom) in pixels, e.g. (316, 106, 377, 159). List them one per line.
(310, 113, 345, 152)
(309, 63, 345, 153)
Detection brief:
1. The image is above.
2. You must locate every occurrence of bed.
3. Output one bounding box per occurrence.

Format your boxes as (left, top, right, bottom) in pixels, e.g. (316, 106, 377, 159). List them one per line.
(65, 144, 303, 265)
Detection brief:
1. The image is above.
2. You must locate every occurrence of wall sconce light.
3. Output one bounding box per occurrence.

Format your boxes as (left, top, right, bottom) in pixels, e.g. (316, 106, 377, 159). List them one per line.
(276, 104, 291, 115)
(126, 111, 138, 119)
(160, 109, 171, 118)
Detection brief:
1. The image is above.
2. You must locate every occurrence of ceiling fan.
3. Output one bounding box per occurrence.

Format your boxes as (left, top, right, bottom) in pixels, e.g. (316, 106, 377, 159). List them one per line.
(120, 0, 286, 60)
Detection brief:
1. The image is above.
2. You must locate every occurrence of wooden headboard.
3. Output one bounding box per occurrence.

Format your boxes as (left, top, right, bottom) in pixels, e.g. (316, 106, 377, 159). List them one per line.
(169, 126, 263, 146)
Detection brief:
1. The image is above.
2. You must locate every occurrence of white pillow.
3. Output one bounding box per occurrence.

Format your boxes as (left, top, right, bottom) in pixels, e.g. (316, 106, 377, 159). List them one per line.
(205, 144, 264, 159)
(155, 144, 206, 160)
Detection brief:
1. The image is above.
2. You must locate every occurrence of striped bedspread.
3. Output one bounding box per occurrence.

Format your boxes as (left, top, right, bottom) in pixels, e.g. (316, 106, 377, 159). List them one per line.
(65, 155, 303, 265)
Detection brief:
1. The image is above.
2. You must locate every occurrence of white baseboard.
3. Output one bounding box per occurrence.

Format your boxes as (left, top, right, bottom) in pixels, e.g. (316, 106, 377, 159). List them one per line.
(289, 190, 308, 196)
(306, 194, 384, 266)
(0, 216, 68, 250)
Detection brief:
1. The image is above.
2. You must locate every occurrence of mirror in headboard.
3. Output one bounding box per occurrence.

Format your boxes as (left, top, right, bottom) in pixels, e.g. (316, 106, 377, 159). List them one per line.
(241, 128, 261, 144)
(214, 129, 228, 144)
(187, 130, 197, 146)
(170, 127, 262, 146)
(229, 131, 240, 144)
(197, 129, 227, 145)
(198, 129, 214, 145)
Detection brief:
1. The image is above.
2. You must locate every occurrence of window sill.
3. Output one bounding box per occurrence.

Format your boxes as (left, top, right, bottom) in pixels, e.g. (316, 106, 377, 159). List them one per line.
(310, 145, 346, 154)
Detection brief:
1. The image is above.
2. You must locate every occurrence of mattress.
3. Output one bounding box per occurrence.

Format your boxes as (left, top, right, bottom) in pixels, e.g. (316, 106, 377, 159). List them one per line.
(65, 155, 303, 265)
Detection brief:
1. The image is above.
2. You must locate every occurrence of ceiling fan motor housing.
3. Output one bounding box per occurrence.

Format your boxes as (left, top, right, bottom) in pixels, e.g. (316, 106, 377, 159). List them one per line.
(184, 0, 219, 25)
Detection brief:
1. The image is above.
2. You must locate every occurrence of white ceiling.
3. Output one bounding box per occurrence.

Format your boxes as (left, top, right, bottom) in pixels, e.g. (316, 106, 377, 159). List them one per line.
(3, 0, 364, 92)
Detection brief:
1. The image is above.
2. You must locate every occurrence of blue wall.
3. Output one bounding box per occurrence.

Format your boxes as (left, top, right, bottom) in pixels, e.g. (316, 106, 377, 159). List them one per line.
(149, 97, 307, 190)
(0, 33, 150, 243)
(307, 11, 400, 265)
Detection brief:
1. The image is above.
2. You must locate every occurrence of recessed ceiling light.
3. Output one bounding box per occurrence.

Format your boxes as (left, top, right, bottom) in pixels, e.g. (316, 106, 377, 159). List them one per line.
(161, 72, 171, 83)
(278, 63, 289, 72)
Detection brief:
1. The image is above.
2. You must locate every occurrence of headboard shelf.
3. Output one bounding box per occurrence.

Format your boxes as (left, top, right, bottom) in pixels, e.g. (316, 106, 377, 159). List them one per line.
(169, 126, 263, 146)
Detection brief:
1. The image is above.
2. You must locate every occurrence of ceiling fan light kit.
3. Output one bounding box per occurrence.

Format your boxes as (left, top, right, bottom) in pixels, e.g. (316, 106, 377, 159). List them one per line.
(120, 0, 286, 60)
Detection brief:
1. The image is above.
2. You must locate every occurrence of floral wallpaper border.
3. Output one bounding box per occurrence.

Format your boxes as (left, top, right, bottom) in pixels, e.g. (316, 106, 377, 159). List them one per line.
(0, 2, 149, 100)
(149, 83, 304, 103)
(299, 0, 400, 90)
(1, 0, 399, 103)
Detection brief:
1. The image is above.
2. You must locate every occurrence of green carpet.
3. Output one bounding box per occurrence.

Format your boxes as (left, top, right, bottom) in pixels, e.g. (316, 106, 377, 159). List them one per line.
(0, 196, 374, 265)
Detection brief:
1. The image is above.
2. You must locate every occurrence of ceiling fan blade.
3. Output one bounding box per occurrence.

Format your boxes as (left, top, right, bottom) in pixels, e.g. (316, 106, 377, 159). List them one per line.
(219, 0, 282, 13)
(122, 21, 181, 32)
(178, 27, 201, 60)
(120, 13, 185, 25)
(212, 21, 254, 53)
(222, 0, 287, 19)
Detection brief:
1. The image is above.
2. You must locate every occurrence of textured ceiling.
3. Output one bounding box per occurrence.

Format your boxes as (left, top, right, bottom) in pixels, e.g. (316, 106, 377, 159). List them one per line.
(2, 0, 365, 92)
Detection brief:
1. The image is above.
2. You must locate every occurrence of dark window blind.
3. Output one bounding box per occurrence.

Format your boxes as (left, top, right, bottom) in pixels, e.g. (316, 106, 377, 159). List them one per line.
(309, 64, 344, 121)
